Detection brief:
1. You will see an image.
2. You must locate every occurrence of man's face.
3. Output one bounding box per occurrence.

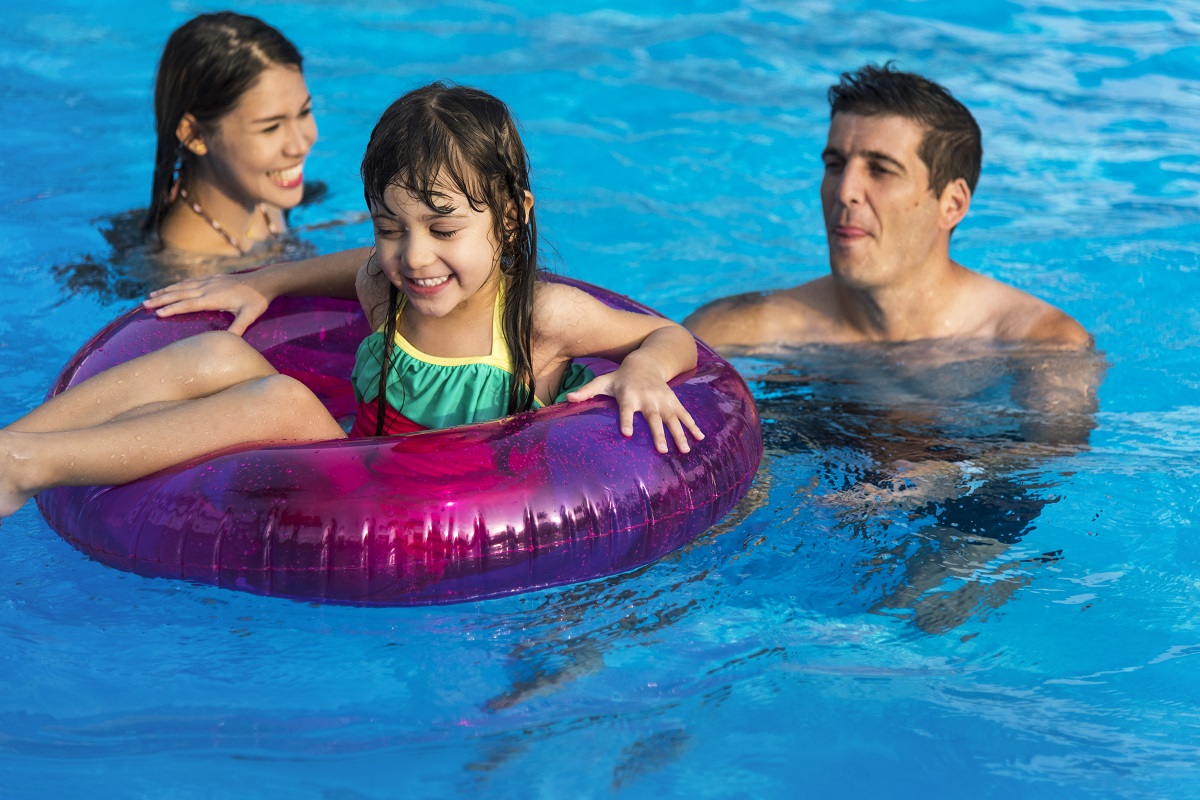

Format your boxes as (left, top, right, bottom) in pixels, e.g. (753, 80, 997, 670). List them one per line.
(820, 113, 948, 290)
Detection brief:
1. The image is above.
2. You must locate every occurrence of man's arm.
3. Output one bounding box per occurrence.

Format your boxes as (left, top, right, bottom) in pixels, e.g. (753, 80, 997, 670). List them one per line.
(989, 283, 1101, 443)
(1010, 348, 1105, 444)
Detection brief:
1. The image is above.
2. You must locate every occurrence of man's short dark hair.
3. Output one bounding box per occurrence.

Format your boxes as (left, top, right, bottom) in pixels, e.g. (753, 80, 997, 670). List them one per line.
(828, 63, 982, 197)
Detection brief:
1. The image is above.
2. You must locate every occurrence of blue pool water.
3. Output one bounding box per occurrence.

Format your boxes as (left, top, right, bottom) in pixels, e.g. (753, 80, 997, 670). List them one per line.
(2, 1, 1200, 797)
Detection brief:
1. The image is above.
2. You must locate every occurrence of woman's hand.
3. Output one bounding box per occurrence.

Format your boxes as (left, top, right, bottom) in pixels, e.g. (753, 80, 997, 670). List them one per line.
(143, 273, 271, 336)
(566, 356, 704, 454)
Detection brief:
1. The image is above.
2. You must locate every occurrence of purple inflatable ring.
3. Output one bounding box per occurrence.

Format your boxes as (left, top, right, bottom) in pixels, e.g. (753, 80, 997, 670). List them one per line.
(36, 278, 762, 605)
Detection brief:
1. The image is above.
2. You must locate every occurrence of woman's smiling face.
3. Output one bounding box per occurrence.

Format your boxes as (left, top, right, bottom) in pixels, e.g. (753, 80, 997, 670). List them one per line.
(199, 64, 317, 210)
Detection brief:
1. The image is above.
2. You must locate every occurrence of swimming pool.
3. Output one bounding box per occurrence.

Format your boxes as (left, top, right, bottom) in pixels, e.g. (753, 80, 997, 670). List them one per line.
(2, 1, 1198, 797)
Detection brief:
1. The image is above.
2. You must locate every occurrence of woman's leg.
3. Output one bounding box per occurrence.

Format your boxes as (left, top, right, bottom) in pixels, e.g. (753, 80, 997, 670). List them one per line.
(6, 331, 277, 434)
(0, 373, 345, 517)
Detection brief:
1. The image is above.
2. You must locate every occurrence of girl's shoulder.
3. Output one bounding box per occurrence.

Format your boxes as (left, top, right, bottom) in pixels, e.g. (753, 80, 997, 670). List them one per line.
(531, 278, 584, 303)
(531, 280, 597, 334)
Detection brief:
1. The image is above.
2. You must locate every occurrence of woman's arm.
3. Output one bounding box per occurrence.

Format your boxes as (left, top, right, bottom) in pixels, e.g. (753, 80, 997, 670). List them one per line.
(143, 247, 373, 335)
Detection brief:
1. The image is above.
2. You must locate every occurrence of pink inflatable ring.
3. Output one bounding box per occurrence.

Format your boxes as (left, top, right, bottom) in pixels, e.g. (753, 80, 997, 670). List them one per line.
(35, 278, 762, 605)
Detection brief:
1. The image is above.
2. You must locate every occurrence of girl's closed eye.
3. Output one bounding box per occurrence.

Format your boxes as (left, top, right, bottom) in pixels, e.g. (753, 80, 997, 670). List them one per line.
(430, 228, 459, 240)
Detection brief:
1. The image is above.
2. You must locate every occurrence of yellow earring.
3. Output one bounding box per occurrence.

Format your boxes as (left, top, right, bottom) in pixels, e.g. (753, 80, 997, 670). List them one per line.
(188, 141, 208, 156)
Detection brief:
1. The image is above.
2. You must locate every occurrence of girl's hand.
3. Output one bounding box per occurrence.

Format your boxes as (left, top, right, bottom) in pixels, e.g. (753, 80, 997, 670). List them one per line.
(565, 359, 704, 454)
(143, 274, 270, 336)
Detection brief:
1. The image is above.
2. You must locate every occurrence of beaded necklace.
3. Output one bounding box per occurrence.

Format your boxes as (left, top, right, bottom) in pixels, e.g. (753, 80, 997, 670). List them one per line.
(178, 186, 280, 255)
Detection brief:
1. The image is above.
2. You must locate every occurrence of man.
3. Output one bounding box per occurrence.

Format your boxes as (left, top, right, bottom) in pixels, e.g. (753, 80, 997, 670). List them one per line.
(685, 64, 1101, 633)
(684, 63, 1092, 351)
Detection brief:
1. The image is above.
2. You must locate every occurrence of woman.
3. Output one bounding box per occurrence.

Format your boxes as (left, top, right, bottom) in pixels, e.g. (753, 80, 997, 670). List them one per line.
(143, 12, 318, 257)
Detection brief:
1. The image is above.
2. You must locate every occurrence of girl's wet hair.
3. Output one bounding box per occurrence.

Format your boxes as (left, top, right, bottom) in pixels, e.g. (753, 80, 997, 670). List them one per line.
(143, 12, 303, 237)
(362, 82, 540, 426)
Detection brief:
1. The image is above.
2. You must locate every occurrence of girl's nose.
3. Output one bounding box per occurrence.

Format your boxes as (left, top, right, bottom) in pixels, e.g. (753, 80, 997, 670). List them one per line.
(402, 235, 437, 269)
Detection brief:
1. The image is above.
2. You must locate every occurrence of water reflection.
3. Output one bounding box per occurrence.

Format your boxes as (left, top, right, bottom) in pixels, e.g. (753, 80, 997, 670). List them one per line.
(748, 340, 1106, 634)
(50, 182, 334, 302)
(465, 340, 1108, 733)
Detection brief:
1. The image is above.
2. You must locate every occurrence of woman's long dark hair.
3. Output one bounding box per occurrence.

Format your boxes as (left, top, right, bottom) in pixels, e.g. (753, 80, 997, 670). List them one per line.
(361, 82, 540, 432)
(142, 12, 303, 237)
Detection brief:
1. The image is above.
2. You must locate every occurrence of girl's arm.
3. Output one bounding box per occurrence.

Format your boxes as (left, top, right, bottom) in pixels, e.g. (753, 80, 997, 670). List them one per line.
(142, 247, 373, 335)
(538, 283, 704, 454)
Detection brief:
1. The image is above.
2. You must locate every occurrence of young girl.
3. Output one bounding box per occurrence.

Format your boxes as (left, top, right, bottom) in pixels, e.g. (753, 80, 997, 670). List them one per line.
(0, 83, 702, 519)
(145, 12, 317, 257)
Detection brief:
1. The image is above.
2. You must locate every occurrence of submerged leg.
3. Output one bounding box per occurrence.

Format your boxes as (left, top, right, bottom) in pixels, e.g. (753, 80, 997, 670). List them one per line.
(0, 373, 345, 517)
(6, 331, 277, 434)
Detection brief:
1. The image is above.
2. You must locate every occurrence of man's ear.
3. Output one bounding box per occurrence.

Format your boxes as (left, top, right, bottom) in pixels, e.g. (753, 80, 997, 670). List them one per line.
(175, 114, 208, 156)
(939, 178, 971, 231)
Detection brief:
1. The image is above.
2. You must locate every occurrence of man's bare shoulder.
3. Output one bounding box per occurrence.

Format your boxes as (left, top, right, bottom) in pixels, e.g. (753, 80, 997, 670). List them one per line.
(1021, 305, 1094, 349)
(964, 271, 1093, 349)
(684, 279, 837, 351)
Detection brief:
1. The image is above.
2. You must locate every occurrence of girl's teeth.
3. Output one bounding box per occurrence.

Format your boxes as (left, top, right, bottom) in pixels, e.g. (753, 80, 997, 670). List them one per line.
(413, 276, 449, 287)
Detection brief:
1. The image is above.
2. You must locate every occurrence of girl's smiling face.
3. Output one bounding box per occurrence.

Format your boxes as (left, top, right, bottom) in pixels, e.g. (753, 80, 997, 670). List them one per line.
(370, 181, 502, 322)
(195, 64, 317, 211)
